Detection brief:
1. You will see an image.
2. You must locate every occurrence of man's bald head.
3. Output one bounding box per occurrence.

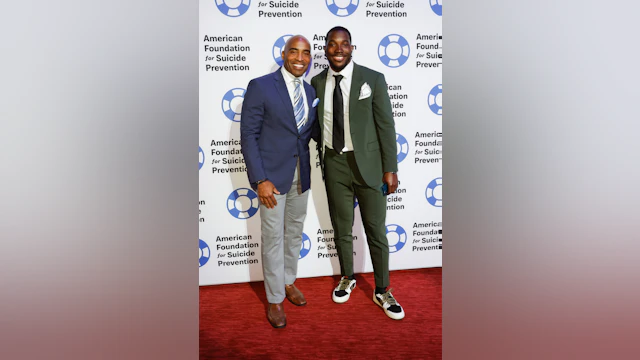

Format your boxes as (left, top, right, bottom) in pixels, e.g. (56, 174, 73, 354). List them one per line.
(281, 35, 311, 77)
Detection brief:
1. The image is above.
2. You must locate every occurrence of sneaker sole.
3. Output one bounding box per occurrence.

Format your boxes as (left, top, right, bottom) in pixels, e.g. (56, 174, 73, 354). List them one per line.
(332, 292, 350, 303)
(372, 294, 405, 320)
(332, 283, 356, 304)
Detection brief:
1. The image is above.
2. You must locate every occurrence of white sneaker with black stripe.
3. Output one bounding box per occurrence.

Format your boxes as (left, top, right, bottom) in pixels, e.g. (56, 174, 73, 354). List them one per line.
(373, 288, 405, 320)
(332, 276, 356, 303)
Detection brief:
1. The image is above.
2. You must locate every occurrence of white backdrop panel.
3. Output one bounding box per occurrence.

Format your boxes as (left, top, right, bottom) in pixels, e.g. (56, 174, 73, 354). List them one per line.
(200, 0, 442, 286)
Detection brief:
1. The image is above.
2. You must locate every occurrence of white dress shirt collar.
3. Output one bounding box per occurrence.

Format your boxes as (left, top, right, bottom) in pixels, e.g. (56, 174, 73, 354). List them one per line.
(281, 66, 304, 84)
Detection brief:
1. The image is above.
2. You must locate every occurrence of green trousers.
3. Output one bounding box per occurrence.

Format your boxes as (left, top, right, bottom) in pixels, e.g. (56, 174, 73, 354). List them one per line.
(324, 147, 389, 288)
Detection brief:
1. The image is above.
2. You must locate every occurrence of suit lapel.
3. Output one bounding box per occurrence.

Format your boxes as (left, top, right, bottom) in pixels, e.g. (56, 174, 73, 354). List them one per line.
(316, 69, 328, 125)
(299, 82, 314, 132)
(304, 82, 313, 117)
(273, 69, 296, 129)
(349, 63, 364, 127)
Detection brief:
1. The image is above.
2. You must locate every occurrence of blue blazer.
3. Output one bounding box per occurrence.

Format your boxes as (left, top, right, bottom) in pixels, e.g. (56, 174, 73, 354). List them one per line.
(240, 68, 318, 193)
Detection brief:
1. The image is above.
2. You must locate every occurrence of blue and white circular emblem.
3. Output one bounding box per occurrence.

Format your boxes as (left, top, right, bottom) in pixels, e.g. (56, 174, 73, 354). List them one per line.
(428, 84, 442, 115)
(378, 34, 410, 68)
(325, 0, 359, 17)
(273, 35, 291, 66)
(272, 35, 312, 77)
(199, 146, 205, 170)
(385, 224, 407, 253)
(221, 88, 245, 122)
(199, 239, 210, 267)
(429, 0, 442, 16)
(396, 133, 409, 163)
(227, 188, 260, 219)
(426, 177, 442, 207)
(299, 232, 311, 259)
(215, 0, 251, 17)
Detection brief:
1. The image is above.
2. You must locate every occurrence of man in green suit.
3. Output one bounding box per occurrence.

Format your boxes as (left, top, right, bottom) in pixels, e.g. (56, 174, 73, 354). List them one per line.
(311, 26, 405, 320)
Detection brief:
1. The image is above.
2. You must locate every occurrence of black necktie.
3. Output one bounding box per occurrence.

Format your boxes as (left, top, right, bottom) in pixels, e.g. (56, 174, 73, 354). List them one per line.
(333, 75, 344, 152)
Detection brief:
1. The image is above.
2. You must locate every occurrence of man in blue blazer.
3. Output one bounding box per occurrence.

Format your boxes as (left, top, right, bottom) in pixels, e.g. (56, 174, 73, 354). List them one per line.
(240, 35, 317, 328)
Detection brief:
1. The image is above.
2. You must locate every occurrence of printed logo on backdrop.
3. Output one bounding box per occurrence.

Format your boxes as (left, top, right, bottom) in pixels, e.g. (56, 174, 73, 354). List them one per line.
(386, 224, 407, 253)
(199, 200, 206, 223)
(199, 239, 211, 267)
(426, 177, 442, 207)
(273, 35, 312, 77)
(364, 1, 408, 18)
(389, 84, 407, 119)
(430, 0, 442, 16)
(396, 133, 409, 163)
(326, 0, 359, 17)
(203, 35, 251, 72)
(428, 84, 442, 115)
(199, 146, 205, 170)
(227, 188, 260, 219)
(416, 33, 442, 69)
(414, 131, 442, 164)
(215, 0, 251, 17)
(257, 1, 303, 18)
(299, 233, 311, 259)
(378, 34, 410, 68)
(412, 222, 442, 251)
(222, 88, 245, 122)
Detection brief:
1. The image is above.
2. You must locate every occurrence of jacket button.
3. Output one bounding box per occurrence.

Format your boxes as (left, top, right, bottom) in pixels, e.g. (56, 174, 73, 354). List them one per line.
(293, 154, 298, 158)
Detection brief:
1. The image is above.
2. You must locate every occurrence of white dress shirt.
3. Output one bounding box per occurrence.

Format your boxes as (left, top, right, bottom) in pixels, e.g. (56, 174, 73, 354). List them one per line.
(281, 67, 308, 128)
(323, 60, 354, 152)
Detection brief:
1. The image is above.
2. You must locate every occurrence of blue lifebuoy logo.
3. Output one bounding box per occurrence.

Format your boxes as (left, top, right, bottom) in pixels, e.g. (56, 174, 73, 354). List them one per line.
(396, 133, 409, 163)
(199, 239, 210, 267)
(227, 188, 260, 219)
(273, 35, 312, 77)
(378, 34, 410, 68)
(299, 232, 311, 259)
(221, 88, 245, 122)
(385, 224, 407, 253)
(428, 84, 442, 115)
(326, 0, 359, 17)
(426, 177, 442, 207)
(429, 0, 442, 16)
(199, 146, 205, 170)
(215, 0, 251, 17)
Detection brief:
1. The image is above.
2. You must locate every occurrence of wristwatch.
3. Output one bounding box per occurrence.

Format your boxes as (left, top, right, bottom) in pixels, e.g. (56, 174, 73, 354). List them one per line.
(255, 179, 268, 186)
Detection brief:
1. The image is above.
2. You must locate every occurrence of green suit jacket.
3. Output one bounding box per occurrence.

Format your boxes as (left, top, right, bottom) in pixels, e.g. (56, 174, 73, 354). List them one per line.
(311, 63, 398, 188)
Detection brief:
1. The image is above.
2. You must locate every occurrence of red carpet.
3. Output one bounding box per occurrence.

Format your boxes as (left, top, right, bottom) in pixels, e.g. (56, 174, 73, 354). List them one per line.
(200, 268, 441, 359)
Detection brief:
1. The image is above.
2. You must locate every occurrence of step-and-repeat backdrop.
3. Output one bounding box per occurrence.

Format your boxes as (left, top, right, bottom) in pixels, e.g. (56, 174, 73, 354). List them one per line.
(200, 0, 442, 286)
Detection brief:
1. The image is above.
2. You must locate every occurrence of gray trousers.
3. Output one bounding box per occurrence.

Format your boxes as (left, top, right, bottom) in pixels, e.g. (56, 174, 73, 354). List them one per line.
(260, 165, 309, 304)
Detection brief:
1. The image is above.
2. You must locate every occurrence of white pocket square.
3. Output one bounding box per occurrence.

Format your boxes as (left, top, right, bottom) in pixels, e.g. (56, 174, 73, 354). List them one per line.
(312, 98, 320, 108)
(358, 83, 371, 100)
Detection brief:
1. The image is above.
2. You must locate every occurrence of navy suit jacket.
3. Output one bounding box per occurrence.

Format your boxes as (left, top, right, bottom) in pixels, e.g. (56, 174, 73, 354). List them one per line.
(240, 68, 318, 193)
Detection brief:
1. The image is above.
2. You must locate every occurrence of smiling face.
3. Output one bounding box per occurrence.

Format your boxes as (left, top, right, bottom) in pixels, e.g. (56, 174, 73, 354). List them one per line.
(325, 29, 353, 73)
(281, 36, 311, 77)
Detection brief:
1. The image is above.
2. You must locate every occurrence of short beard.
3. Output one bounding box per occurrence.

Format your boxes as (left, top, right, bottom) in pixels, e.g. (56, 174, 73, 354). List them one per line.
(328, 55, 352, 72)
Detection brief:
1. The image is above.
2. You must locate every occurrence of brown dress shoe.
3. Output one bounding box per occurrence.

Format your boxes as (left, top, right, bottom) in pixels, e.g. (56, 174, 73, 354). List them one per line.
(267, 302, 286, 328)
(285, 284, 307, 306)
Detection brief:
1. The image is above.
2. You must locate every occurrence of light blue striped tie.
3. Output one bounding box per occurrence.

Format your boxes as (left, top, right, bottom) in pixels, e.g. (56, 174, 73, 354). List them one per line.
(293, 79, 306, 132)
